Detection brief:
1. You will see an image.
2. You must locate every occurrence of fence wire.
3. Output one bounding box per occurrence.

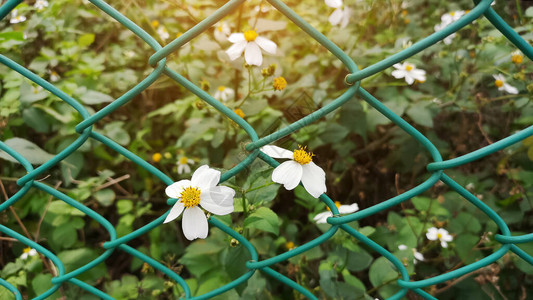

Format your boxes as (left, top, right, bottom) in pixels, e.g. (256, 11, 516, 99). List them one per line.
(1, 0, 533, 299)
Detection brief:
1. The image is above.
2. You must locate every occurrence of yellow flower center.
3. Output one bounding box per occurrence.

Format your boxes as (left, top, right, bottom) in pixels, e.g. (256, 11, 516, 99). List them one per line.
(180, 187, 201, 208)
(495, 79, 503, 88)
(217, 26, 223, 32)
(234, 108, 245, 118)
(436, 233, 443, 239)
(179, 156, 188, 165)
(151, 20, 160, 28)
(405, 65, 413, 71)
(23, 247, 32, 254)
(326, 201, 342, 211)
(285, 241, 295, 249)
(244, 30, 258, 42)
(273, 76, 287, 91)
(450, 12, 455, 17)
(293, 145, 313, 165)
(218, 86, 226, 92)
(152, 153, 162, 163)
(512, 54, 523, 64)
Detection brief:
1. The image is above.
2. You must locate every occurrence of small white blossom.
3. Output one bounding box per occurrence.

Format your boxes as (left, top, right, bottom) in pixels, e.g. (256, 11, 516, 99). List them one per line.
(261, 145, 326, 198)
(177, 156, 194, 175)
(10, 10, 26, 24)
(48, 70, 60, 82)
(226, 30, 276, 66)
(314, 202, 359, 224)
(34, 0, 49, 11)
(157, 26, 170, 41)
(254, 5, 271, 13)
(398, 244, 408, 251)
(214, 22, 230, 42)
(20, 248, 37, 260)
(426, 227, 453, 248)
(493, 74, 518, 94)
(391, 62, 426, 85)
(466, 182, 475, 191)
(325, 0, 350, 28)
(213, 86, 234, 102)
(164, 165, 235, 240)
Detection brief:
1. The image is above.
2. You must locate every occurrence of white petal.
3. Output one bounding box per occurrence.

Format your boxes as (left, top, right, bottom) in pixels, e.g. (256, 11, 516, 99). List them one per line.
(426, 227, 438, 240)
(183, 164, 191, 174)
(255, 37, 277, 54)
(226, 41, 247, 61)
(441, 241, 448, 248)
(391, 69, 406, 79)
(165, 180, 192, 198)
(260, 145, 294, 159)
(442, 233, 453, 242)
(325, 0, 342, 8)
(393, 63, 404, 70)
(313, 211, 332, 224)
(504, 84, 518, 94)
(29, 249, 37, 256)
(404, 74, 415, 85)
(300, 162, 326, 198)
(177, 164, 185, 175)
(244, 42, 263, 66)
(182, 206, 208, 240)
(163, 201, 185, 223)
(21, 253, 28, 260)
(191, 165, 220, 189)
(329, 8, 343, 26)
(200, 186, 235, 215)
(228, 33, 245, 43)
(414, 251, 425, 261)
(492, 74, 504, 81)
(272, 160, 303, 190)
(340, 9, 350, 28)
(398, 244, 408, 250)
(338, 203, 359, 214)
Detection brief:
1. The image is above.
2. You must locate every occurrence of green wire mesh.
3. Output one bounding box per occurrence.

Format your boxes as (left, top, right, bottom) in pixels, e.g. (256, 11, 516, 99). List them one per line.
(1, 0, 533, 299)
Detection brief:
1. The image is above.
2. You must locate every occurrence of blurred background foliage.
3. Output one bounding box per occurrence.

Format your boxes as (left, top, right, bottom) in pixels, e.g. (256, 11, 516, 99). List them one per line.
(0, 0, 532, 299)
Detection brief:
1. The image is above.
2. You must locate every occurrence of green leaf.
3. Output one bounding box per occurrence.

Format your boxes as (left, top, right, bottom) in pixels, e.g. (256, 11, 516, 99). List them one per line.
(0, 138, 54, 165)
(0, 31, 24, 42)
(52, 224, 77, 248)
(94, 189, 115, 207)
(32, 274, 57, 297)
(117, 200, 133, 215)
(243, 207, 279, 235)
(80, 90, 114, 105)
(406, 104, 433, 127)
(19, 81, 49, 104)
(57, 248, 107, 282)
(369, 257, 398, 287)
(455, 234, 482, 264)
(78, 33, 95, 47)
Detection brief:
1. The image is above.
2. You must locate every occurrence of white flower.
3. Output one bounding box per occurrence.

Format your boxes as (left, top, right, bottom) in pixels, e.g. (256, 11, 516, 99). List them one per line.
(34, 0, 49, 11)
(213, 86, 234, 102)
(261, 145, 326, 198)
(177, 156, 194, 175)
(214, 22, 230, 42)
(440, 10, 465, 25)
(164, 165, 235, 240)
(157, 26, 170, 41)
(10, 10, 26, 24)
(20, 248, 37, 260)
(226, 30, 277, 66)
(314, 201, 359, 224)
(398, 244, 424, 264)
(413, 249, 424, 263)
(434, 22, 456, 44)
(124, 50, 135, 58)
(466, 182, 475, 191)
(325, 0, 350, 28)
(493, 74, 518, 94)
(49, 70, 60, 82)
(391, 62, 426, 85)
(426, 227, 453, 248)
